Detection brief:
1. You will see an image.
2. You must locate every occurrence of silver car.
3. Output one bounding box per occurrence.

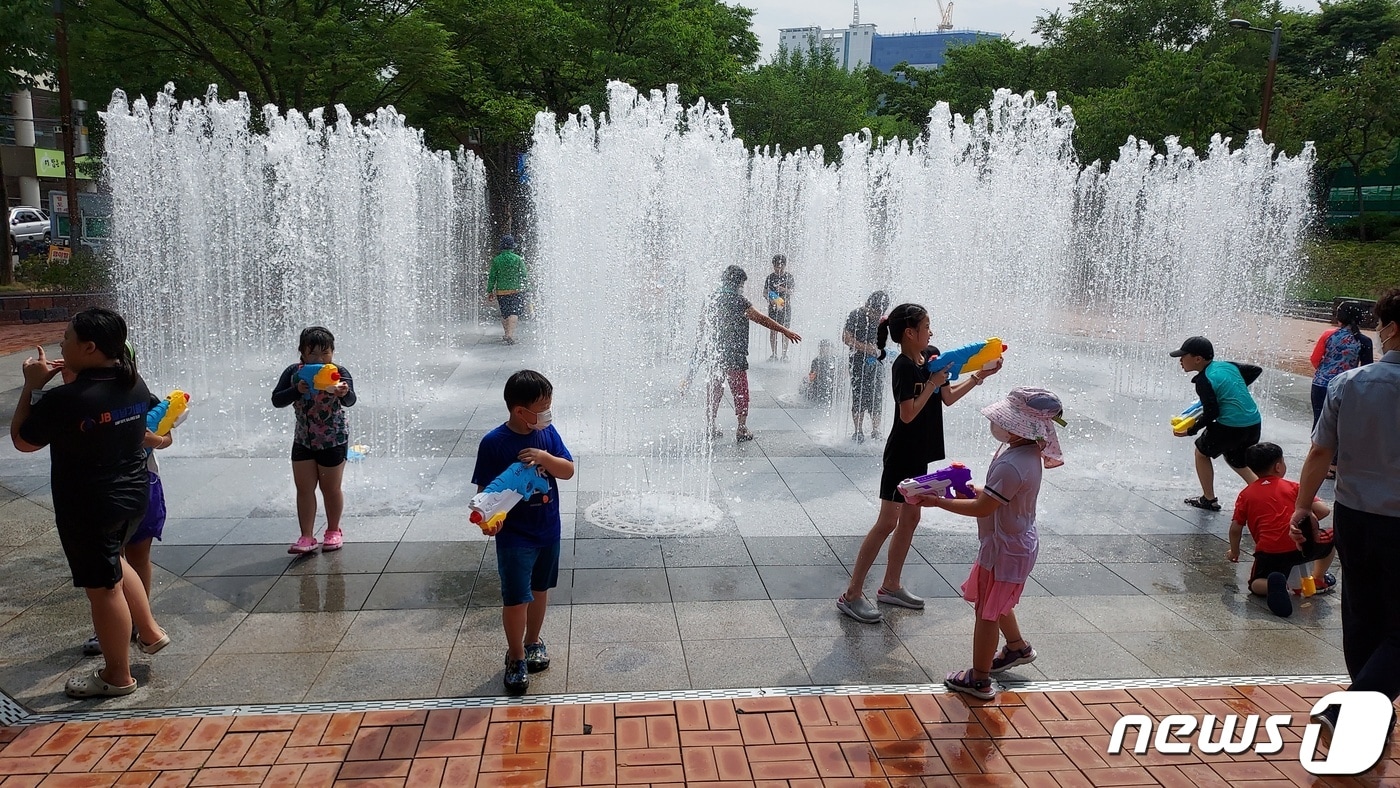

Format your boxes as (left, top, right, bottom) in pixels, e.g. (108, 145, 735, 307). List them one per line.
(8, 206, 50, 248)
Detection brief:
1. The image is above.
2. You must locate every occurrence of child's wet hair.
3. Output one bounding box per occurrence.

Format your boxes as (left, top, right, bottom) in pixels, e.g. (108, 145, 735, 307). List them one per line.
(720, 264, 747, 288)
(772, 254, 787, 268)
(72, 308, 138, 388)
(875, 303, 928, 361)
(866, 290, 889, 313)
(505, 369, 553, 410)
(1244, 442, 1284, 476)
(299, 326, 335, 353)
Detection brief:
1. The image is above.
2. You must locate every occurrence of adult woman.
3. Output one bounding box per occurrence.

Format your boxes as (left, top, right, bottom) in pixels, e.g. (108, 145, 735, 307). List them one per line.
(11, 308, 168, 698)
(843, 291, 890, 442)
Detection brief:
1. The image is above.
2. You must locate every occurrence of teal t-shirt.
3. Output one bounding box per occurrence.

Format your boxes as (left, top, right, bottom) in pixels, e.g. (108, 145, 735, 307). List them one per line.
(1203, 360, 1260, 427)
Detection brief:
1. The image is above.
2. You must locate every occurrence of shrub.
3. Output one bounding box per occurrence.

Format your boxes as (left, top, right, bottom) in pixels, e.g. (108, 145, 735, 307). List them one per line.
(1327, 214, 1400, 242)
(1298, 240, 1400, 300)
(17, 249, 111, 292)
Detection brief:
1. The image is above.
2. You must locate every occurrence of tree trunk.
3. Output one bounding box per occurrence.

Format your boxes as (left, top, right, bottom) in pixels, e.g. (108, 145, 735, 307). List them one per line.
(0, 149, 12, 284)
(1354, 180, 1367, 242)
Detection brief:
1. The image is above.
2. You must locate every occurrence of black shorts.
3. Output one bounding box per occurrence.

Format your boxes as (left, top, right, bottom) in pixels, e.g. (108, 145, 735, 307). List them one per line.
(1250, 548, 1330, 582)
(879, 459, 929, 504)
(850, 358, 883, 415)
(768, 307, 790, 326)
(291, 442, 348, 467)
(1195, 422, 1261, 468)
(497, 292, 526, 318)
(57, 515, 142, 589)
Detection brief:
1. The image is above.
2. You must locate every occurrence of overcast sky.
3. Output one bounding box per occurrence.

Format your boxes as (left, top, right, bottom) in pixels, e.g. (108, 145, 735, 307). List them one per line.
(749, 0, 1319, 57)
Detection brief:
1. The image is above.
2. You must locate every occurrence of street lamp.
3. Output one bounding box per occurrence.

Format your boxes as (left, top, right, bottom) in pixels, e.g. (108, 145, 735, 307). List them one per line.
(1230, 18, 1283, 138)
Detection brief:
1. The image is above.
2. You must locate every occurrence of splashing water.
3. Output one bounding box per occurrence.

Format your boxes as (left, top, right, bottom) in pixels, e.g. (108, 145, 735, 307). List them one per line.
(529, 83, 1313, 502)
(102, 84, 487, 457)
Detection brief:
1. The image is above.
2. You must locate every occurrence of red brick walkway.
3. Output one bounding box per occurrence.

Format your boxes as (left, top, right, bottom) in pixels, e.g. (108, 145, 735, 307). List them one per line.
(0, 323, 60, 357)
(0, 683, 1395, 786)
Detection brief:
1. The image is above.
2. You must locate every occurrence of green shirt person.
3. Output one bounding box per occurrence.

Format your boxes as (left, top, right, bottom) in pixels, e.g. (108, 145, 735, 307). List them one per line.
(487, 236, 527, 345)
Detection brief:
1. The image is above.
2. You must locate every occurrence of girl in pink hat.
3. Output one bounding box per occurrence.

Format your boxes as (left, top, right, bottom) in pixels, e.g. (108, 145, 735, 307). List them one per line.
(911, 386, 1064, 700)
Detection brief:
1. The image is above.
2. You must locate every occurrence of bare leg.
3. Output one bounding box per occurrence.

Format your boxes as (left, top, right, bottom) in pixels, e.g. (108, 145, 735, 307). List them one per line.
(852, 411, 864, 435)
(1194, 449, 1216, 500)
(844, 500, 901, 601)
(124, 538, 154, 597)
(770, 329, 779, 358)
(318, 462, 347, 532)
(1311, 552, 1335, 577)
(525, 590, 549, 647)
(85, 585, 134, 687)
(971, 616, 1001, 675)
(998, 611, 1026, 651)
(503, 602, 528, 661)
(292, 460, 320, 539)
(503, 314, 519, 341)
(879, 503, 923, 592)
(119, 557, 163, 646)
(1231, 465, 1258, 485)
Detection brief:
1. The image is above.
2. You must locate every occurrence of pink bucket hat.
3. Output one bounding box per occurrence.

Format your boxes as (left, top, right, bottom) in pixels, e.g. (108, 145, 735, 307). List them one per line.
(981, 387, 1066, 469)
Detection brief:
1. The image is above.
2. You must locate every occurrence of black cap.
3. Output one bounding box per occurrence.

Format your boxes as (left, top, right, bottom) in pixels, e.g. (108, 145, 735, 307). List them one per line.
(1169, 336, 1214, 359)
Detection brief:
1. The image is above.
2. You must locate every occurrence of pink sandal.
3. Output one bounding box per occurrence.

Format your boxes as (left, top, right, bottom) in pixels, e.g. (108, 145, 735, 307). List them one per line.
(288, 536, 318, 554)
(322, 529, 344, 551)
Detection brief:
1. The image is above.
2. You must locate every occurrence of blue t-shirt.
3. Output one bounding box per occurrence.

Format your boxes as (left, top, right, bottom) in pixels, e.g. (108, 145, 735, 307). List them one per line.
(1201, 360, 1260, 428)
(471, 424, 572, 548)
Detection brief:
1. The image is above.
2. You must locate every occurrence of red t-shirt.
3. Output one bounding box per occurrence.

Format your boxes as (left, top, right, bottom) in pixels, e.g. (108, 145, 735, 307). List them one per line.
(1233, 477, 1312, 554)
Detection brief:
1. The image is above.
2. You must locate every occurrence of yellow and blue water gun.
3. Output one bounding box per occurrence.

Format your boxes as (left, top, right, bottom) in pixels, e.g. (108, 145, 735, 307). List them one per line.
(146, 390, 191, 436)
(295, 363, 341, 399)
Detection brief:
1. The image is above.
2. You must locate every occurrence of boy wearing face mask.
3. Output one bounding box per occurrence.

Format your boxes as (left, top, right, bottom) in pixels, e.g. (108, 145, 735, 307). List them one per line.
(471, 370, 575, 695)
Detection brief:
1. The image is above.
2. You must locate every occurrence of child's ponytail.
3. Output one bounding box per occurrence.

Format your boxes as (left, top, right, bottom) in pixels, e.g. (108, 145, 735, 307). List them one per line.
(71, 308, 139, 389)
(1338, 302, 1364, 336)
(876, 317, 890, 361)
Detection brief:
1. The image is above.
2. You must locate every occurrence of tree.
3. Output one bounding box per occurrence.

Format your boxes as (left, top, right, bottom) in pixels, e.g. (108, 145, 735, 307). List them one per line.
(728, 46, 872, 160)
(1, 0, 57, 283)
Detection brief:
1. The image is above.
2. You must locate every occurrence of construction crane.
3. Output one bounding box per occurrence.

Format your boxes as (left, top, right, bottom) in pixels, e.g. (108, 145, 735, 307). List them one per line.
(936, 0, 954, 30)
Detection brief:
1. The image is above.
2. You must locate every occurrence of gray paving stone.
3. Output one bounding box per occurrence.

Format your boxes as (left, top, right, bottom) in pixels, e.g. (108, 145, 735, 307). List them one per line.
(252, 573, 380, 613)
(683, 638, 810, 688)
(283, 543, 397, 575)
(565, 641, 690, 693)
(569, 603, 679, 643)
(441, 643, 569, 697)
(659, 536, 752, 567)
(744, 536, 839, 566)
(792, 633, 930, 685)
(570, 568, 671, 604)
(572, 538, 663, 569)
(215, 612, 357, 654)
(385, 541, 487, 573)
(666, 566, 768, 602)
(362, 571, 479, 610)
(183, 545, 299, 577)
(305, 648, 451, 701)
(169, 652, 330, 706)
(149, 544, 214, 576)
(185, 575, 279, 612)
(1030, 563, 1146, 596)
(755, 564, 850, 600)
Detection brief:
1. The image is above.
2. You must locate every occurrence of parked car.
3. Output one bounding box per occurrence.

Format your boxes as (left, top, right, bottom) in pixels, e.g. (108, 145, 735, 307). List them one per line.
(9, 206, 50, 250)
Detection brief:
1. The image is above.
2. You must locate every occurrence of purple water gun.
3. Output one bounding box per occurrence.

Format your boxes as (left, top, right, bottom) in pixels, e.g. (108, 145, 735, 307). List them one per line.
(897, 462, 975, 500)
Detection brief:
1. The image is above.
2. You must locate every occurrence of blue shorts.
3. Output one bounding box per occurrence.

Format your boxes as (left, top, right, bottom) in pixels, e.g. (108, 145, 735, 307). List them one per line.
(497, 541, 560, 607)
(128, 471, 166, 544)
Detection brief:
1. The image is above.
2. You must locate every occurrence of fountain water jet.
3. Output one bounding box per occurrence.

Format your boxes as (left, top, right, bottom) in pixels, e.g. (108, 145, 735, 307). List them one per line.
(102, 84, 487, 458)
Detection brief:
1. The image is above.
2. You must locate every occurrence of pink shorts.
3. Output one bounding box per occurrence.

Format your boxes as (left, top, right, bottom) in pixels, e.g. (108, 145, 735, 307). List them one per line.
(961, 563, 1026, 621)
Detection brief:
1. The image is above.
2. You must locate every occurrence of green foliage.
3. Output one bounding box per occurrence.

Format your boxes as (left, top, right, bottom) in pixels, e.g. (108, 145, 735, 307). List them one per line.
(1300, 240, 1400, 299)
(729, 47, 873, 159)
(0, 0, 55, 96)
(17, 250, 112, 293)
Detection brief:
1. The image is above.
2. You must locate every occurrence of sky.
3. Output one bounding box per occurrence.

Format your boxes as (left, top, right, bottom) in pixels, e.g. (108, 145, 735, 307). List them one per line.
(749, 0, 1320, 57)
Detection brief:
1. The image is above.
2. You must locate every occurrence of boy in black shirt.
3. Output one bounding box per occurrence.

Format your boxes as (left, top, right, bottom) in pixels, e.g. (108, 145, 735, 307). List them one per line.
(764, 254, 795, 361)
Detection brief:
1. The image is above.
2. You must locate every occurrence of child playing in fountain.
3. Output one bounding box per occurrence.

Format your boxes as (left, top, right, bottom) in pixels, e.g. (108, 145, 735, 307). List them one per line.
(698, 264, 802, 442)
(272, 326, 356, 554)
(1170, 336, 1262, 512)
(837, 304, 1000, 624)
(472, 370, 574, 695)
(910, 387, 1065, 700)
(800, 339, 837, 405)
(1227, 442, 1336, 618)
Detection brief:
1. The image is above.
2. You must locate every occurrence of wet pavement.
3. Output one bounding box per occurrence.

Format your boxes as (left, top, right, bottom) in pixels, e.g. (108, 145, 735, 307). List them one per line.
(0, 317, 1355, 718)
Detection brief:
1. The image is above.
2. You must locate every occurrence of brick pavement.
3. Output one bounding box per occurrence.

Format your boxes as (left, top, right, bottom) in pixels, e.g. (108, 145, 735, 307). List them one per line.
(0, 683, 1395, 786)
(0, 323, 59, 357)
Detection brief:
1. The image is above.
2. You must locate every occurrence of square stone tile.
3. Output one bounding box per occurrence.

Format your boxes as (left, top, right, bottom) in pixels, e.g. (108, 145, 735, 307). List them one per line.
(468, 569, 573, 608)
(1030, 563, 1145, 596)
(674, 600, 785, 640)
(150, 544, 214, 576)
(772, 598, 893, 639)
(570, 602, 679, 642)
(1139, 533, 1233, 564)
(728, 501, 819, 537)
(337, 609, 465, 650)
(572, 538, 663, 569)
(215, 611, 358, 654)
(284, 542, 396, 575)
(149, 578, 247, 617)
(183, 545, 299, 577)
(565, 641, 690, 693)
(683, 638, 811, 687)
(754, 564, 850, 600)
(744, 536, 839, 566)
(1060, 534, 1177, 563)
(1198, 628, 1346, 675)
(910, 531, 982, 565)
(931, 564, 1050, 597)
(186, 575, 279, 612)
(1025, 632, 1158, 680)
(792, 633, 930, 685)
(1104, 562, 1226, 595)
(570, 568, 671, 604)
(361, 571, 479, 610)
(168, 652, 330, 706)
(1151, 593, 1297, 631)
(304, 648, 451, 701)
(666, 566, 768, 602)
(994, 596, 1099, 634)
(659, 536, 753, 567)
(1059, 595, 1203, 633)
(156, 518, 242, 546)
(441, 642, 569, 697)
(252, 573, 380, 613)
(385, 541, 487, 573)
(1105, 630, 1261, 677)
(878, 598, 976, 639)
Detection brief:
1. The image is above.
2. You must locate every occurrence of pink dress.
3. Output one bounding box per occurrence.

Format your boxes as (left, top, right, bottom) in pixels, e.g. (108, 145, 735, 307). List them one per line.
(960, 444, 1043, 621)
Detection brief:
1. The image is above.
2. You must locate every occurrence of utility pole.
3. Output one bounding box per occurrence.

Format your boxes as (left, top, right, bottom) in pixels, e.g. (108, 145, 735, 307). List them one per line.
(54, 0, 81, 248)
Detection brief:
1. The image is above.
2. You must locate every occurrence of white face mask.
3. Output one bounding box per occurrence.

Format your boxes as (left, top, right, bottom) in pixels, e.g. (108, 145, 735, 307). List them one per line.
(532, 408, 553, 431)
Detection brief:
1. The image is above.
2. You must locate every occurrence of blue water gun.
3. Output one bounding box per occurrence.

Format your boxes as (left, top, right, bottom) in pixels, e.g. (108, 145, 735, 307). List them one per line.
(469, 462, 553, 534)
(295, 363, 341, 399)
(924, 338, 1007, 386)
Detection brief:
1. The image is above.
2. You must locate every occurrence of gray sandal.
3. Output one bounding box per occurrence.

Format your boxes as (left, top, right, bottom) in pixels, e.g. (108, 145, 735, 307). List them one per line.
(65, 669, 137, 698)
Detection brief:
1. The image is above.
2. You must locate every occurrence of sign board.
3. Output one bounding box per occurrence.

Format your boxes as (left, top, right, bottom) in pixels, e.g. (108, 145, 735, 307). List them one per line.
(48, 245, 71, 264)
(48, 190, 112, 248)
(35, 148, 94, 180)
